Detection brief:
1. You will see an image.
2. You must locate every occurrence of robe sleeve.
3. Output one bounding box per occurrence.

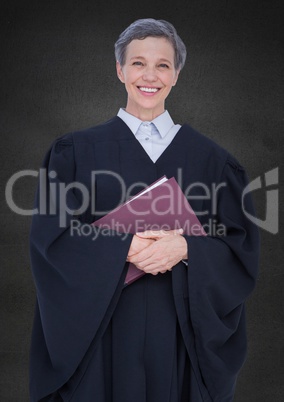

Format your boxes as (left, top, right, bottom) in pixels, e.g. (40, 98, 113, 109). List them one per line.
(29, 136, 133, 401)
(183, 156, 260, 401)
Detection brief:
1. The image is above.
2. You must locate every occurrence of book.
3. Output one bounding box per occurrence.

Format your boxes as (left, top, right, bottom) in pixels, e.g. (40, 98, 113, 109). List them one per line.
(93, 176, 206, 285)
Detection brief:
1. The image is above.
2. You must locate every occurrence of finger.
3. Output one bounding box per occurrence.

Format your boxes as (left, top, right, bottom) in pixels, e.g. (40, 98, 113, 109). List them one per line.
(154, 228, 184, 238)
(128, 251, 169, 273)
(135, 230, 168, 239)
(147, 265, 172, 275)
(167, 228, 184, 236)
(127, 249, 155, 266)
(136, 228, 183, 239)
(137, 258, 173, 274)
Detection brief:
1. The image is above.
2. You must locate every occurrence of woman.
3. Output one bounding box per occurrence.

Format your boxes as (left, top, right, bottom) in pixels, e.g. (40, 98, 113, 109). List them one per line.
(29, 19, 259, 402)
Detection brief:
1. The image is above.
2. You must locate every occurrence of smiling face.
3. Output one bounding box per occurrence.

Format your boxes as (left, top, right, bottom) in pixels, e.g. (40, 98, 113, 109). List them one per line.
(116, 36, 180, 121)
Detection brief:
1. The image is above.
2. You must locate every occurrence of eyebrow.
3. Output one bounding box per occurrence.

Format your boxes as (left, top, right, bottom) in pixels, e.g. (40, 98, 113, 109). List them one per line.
(130, 56, 173, 65)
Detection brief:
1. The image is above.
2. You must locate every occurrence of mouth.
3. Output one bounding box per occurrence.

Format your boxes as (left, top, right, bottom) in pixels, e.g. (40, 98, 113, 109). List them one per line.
(137, 86, 161, 95)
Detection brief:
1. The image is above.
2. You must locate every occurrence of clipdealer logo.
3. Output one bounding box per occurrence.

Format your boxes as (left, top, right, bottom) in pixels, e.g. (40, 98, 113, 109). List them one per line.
(4, 167, 280, 234)
(242, 167, 279, 234)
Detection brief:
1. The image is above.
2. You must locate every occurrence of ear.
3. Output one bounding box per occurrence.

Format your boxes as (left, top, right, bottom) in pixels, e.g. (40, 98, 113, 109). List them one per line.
(116, 61, 125, 83)
(172, 69, 180, 86)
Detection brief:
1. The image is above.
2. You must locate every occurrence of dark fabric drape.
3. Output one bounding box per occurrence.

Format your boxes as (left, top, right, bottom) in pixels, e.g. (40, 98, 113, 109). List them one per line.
(30, 117, 259, 401)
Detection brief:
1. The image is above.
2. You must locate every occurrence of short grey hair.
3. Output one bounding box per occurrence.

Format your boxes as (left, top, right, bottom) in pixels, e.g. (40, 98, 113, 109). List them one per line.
(114, 18, 187, 71)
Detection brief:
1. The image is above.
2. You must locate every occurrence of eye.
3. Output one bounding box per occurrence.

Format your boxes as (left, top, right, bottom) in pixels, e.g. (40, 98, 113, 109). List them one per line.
(158, 63, 169, 68)
(132, 61, 143, 66)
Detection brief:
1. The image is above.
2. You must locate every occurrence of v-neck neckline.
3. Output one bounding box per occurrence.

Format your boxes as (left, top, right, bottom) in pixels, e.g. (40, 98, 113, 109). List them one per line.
(115, 116, 187, 166)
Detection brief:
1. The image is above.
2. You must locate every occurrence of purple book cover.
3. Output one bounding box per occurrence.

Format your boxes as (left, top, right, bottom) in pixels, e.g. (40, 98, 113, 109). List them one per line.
(93, 177, 206, 285)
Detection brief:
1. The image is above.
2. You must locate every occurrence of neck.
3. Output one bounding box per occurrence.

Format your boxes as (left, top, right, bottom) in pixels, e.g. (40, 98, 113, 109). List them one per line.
(125, 105, 165, 121)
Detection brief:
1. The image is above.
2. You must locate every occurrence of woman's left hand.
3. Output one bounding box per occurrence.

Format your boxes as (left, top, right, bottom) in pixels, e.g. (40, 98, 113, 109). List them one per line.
(127, 229, 188, 275)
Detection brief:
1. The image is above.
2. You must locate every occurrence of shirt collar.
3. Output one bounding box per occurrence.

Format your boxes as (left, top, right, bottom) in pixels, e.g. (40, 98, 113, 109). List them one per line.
(117, 108, 175, 139)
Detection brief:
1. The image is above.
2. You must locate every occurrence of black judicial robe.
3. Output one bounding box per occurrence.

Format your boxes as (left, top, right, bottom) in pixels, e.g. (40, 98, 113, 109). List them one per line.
(29, 117, 260, 402)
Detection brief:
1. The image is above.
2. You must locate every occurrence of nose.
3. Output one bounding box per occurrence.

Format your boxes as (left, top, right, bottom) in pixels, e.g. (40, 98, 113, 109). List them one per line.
(142, 66, 158, 82)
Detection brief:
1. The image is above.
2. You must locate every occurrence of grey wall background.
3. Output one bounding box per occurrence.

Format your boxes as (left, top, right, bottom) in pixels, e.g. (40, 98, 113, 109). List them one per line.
(0, 0, 283, 401)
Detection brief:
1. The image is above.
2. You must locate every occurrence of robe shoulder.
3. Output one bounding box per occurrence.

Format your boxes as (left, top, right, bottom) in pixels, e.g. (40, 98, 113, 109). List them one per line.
(53, 118, 244, 176)
(182, 123, 245, 171)
(53, 116, 128, 146)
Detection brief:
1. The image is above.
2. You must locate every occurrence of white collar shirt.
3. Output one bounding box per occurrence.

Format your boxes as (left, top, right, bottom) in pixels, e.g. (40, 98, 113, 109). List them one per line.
(117, 108, 181, 163)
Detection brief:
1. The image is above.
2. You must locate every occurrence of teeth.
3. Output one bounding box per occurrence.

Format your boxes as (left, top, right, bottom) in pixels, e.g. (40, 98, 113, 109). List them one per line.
(139, 87, 159, 93)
